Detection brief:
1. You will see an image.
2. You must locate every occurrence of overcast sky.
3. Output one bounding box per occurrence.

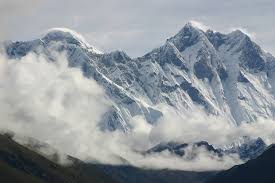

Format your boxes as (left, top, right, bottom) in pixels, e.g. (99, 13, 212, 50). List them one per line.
(1, 0, 274, 57)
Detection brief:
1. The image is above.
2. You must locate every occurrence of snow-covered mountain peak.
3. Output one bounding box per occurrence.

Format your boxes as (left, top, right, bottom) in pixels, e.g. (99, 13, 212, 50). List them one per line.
(178, 22, 206, 35)
(168, 22, 212, 53)
(205, 29, 251, 50)
(42, 28, 102, 54)
(217, 29, 267, 72)
(229, 29, 247, 37)
(226, 30, 249, 45)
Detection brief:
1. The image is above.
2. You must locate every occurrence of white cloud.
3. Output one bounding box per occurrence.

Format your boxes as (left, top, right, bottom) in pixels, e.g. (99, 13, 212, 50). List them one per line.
(0, 52, 111, 161)
(189, 20, 212, 32)
(149, 105, 275, 147)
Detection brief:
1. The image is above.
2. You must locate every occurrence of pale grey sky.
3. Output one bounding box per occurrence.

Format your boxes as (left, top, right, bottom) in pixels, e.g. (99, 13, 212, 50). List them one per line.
(1, 0, 274, 57)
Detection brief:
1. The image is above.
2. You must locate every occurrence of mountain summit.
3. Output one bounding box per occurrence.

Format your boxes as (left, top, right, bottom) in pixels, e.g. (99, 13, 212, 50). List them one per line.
(42, 28, 102, 54)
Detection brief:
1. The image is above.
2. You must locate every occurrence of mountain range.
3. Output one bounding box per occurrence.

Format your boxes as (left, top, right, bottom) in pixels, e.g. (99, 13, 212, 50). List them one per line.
(1, 131, 275, 183)
(3, 23, 275, 133)
(1, 21, 275, 182)
(0, 133, 215, 183)
(146, 137, 267, 161)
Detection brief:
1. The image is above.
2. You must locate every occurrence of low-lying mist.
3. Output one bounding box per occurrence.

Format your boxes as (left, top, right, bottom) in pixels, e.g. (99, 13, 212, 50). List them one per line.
(1, 52, 275, 171)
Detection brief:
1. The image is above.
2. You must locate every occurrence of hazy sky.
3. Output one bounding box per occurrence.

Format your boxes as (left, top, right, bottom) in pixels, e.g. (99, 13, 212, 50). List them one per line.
(1, 0, 274, 57)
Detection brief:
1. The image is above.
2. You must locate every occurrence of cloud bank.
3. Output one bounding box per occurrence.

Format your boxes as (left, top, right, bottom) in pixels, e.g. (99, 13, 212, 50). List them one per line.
(1, 52, 275, 171)
(150, 105, 275, 146)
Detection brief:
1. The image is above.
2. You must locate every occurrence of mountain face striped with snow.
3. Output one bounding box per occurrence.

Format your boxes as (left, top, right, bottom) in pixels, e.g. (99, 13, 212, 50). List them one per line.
(3, 23, 275, 131)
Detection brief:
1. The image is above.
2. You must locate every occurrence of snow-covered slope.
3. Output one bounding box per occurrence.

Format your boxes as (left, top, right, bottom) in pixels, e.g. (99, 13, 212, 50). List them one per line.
(3, 23, 275, 131)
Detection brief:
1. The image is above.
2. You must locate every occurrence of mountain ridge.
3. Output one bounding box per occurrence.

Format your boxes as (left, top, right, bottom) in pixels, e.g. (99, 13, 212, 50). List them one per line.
(205, 144, 275, 183)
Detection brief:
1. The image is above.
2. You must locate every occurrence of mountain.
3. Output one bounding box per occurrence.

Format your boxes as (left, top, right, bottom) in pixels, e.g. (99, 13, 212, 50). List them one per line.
(205, 144, 275, 183)
(146, 141, 223, 158)
(3, 22, 275, 132)
(0, 133, 216, 183)
(224, 136, 267, 160)
(0, 133, 119, 183)
(146, 137, 267, 161)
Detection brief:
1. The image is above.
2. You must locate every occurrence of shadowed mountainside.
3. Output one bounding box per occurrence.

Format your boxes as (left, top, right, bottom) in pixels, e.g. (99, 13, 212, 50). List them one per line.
(0, 133, 216, 183)
(206, 144, 275, 183)
(0, 133, 119, 183)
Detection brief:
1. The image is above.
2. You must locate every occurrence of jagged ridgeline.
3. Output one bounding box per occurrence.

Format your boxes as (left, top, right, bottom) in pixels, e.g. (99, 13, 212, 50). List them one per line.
(4, 23, 275, 132)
